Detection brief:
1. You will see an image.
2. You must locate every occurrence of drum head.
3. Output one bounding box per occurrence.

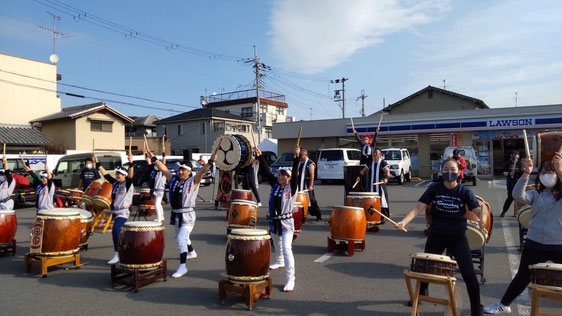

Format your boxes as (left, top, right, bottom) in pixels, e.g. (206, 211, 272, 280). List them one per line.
(214, 135, 240, 171)
(0, 210, 15, 215)
(232, 189, 251, 193)
(333, 205, 365, 212)
(530, 262, 562, 271)
(123, 221, 162, 228)
(140, 188, 151, 193)
(79, 209, 93, 220)
(346, 192, 379, 197)
(230, 228, 268, 236)
(38, 208, 80, 217)
(70, 189, 84, 194)
(518, 206, 531, 228)
(230, 199, 257, 206)
(410, 252, 456, 264)
(466, 223, 486, 250)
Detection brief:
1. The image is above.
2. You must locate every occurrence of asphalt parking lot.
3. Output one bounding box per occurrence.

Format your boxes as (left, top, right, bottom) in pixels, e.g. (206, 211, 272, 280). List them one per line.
(1, 179, 560, 315)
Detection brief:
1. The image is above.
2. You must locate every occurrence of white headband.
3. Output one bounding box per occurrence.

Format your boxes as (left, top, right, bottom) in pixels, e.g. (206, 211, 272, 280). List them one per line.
(178, 164, 192, 171)
(115, 168, 128, 176)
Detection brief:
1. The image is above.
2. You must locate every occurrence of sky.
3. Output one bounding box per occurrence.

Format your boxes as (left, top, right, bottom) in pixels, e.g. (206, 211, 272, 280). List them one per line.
(2, 0, 562, 121)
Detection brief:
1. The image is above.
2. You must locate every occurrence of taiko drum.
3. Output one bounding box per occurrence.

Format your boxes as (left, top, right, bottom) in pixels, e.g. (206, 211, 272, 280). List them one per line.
(293, 202, 305, 235)
(329, 206, 367, 241)
(537, 132, 562, 167)
(345, 192, 382, 227)
(295, 191, 309, 218)
(118, 221, 165, 270)
(0, 210, 17, 244)
(78, 209, 93, 247)
(32, 208, 81, 256)
(139, 188, 156, 216)
(227, 200, 258, 231)
(225, 228, 271, 283)
(93, 182, 113, 209)
(410, 253, 457, 277)
(82, 180, 104, 208)
(230, 189, 252, 202)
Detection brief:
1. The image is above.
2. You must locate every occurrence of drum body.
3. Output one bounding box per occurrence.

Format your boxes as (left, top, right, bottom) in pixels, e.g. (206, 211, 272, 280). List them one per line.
(293, 202, 304, 234)
(538, 132, 562, 167)
(118, 221, 165, 270)
(410, 253, 457, 277)
(0, 210, 17, 244)
(517, 205, 531, 228)
(78, 209, 93, 247)
(93, 182, 113, 209)
(530, 263, 562, 287)
(213, 134, 253, 171)
(330, 206, 367, 241)
(345, 192, 382, 226)
(466, 221, 488, 250)
(32, 209, 81, 256)
(69, 189, 84, 204)
(225, 229, 271, 283)
(296, 191, 309, 218)
(231, 189, 252, 202)
(227, 200, 258, 230)
(83, 180, 103, 208)
(139, 188, 155, 216)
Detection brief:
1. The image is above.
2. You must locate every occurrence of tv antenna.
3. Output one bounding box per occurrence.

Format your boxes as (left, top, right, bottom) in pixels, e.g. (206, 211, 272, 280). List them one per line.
(39, 12, 70, 63)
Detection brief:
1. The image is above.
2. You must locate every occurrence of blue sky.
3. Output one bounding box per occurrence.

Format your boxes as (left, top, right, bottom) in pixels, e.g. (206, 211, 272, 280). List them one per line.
(2, 0, 562, 121)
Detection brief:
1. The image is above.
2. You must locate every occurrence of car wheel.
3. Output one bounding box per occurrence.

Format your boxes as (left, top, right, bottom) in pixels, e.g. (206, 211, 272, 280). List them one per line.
(398, 171, 404, 185)
(405, 167, 412, 182)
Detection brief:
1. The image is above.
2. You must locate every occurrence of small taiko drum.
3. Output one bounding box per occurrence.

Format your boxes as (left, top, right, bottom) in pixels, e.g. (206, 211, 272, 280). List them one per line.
(329, 206, 367, 241)
(293, 202, 305, 235)
(30, 208, 81, 256)
(537, 132, 562, 167)
(83, 180, 104, 208)
(93, 182, 113, 209)
(225, 228, 271, 283)
(55, 190, 71, 206)
(118, 221, 165, 270)
(0, 210, 17, 245)
(227, 200, 258, 231)
(466, 221, 488, 250)
(78, 209, 93, 248)
(230, 189, 252, 202)
(139, 188, 156, 216)
(514, 185, 535, 213)
(530, 263, 562, 287)
(517, 205, 531, 228)
(69, 189, 84, 204)
(296, 191, 309, 218)
(410, 253, 457, 277)
(345, 192, 382, 227)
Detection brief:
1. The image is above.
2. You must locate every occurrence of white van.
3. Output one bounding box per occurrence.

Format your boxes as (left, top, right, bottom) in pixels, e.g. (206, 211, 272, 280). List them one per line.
(317, 148, 361, 183)
(52, 152, 122, 189)
(381, 148, 412, 185)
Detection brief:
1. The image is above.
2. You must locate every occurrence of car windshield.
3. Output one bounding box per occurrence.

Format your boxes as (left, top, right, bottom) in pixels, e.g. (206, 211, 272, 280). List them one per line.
(320, 150, 343, 161)
(383, 150, 401, 160)
(274, 153, 294, 164)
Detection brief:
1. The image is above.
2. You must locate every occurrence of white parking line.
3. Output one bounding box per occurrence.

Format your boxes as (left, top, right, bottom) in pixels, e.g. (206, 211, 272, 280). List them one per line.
(415, 180, 427, 187)
(501, 218, 530, 316)
(425, 181, 432, 187)
(314, 253, 333, 263)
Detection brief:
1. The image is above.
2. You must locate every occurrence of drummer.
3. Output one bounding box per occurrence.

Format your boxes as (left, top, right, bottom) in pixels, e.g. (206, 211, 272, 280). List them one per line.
(0, 155, 16, 210)
(484, 154, 562, 314)
(356, 147, 391, 220)
(255, 146, 300, 292)
(395, 158, 484, 316)
(145, 141, 167, 222)
(296, 148, 322, 221)
(353, 126, 379, 164)
(92, 152, 134, 265)
(23, 162, 55, 212)
(235, 153, 262, 206)
(147, 149, 216, 278)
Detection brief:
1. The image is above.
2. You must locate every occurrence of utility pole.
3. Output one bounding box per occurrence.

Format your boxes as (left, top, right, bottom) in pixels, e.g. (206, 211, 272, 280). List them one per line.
(309, 108, 313, 121)
(443, 79, 447, 89)
(356, 89, 368, 117)
(514, 92, 518, 107)
(332, 77, 348, 118)
(253, 45, 262, 143)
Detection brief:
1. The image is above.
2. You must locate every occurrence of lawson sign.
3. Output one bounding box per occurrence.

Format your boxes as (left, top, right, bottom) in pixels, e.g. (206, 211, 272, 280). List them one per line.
(488, 118, 533, 127)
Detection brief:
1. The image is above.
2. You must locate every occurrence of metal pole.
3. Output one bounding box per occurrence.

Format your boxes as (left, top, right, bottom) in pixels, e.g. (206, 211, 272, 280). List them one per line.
(254, 45, 262, 143)
(342, 78, 346, 118)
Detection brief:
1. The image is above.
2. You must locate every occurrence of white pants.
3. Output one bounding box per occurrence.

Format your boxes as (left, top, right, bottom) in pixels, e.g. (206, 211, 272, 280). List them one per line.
(272, 232, 295, 283)
(153, 191, 164, 222)
(174, 212, 195, 253)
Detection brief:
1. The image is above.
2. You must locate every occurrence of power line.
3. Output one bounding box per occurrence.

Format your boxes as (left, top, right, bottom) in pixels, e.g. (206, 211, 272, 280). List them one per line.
(262, 78, 333, 118)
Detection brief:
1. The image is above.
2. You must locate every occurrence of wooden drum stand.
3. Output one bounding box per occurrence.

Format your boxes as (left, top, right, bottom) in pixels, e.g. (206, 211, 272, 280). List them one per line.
(111, 260, 167, 292)
(24, 253, 81, 278)
(219, 277, 272, 310)
(0, 239, 16, 256)
(327, 236, 365, 256)
(404, 270, 459, 316)
(530, 285, 562, 316)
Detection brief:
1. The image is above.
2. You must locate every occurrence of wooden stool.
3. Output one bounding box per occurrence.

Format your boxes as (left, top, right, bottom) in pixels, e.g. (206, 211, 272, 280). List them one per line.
(24, 253, 81, 278)
(219, 277, 272, 310)
(111, 260, 167, 292)
(327, 236, 365, 256)
(0, 239, 16, 256)
(404, 270, 458, 316)
(530, 284, 562, 316)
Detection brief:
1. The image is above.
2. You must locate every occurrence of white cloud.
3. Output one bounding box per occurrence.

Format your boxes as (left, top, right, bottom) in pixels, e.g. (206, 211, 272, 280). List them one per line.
(268, 0, 450, 73)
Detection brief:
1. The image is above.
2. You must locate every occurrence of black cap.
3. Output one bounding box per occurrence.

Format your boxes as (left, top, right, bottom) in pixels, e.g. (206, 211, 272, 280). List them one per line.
(452, 149, 459, 155)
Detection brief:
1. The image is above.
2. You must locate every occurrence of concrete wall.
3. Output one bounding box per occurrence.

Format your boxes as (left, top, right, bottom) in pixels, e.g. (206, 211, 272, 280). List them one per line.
(212, 102, 286, 140)
(128, 137, 171, 155)
(0, 53, 61, 124)
(418, 134, 431, 178)
(41, 119, 76, 150)
(388, 90, 482, 114)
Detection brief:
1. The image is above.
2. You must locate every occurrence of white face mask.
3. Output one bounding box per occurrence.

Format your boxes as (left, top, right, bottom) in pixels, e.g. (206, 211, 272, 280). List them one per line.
(86, 163, 93, 169)
(539, 174, 557, 188)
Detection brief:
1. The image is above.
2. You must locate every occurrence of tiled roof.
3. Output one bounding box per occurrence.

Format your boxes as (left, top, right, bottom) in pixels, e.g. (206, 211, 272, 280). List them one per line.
(30, 102, 134, 123)
(156, 108, 252, 124)
(131, 115, 162, 127)
(0, 124, 52, 145)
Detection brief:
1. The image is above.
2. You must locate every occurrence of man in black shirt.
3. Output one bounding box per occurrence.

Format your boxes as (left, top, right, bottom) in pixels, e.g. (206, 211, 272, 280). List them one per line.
(79, 158, 101, 191)
(500, 150, 522, 217)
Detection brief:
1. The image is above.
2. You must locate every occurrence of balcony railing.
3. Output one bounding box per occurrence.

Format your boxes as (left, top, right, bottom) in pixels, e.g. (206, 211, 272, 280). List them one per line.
(206, 89, 285, 103)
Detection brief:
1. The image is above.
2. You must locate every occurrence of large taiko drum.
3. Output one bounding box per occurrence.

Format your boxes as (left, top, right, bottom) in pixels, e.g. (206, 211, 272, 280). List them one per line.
(227, 200, 258, 231)
(225, 228, 271, 283)
(329, 206, 367, 241)
(82, 180, 104, 208)
(78, 209, 93, 248)
(213, 134, 253, 171)
(118, 221, 165, 270)
(139, 188, 155, 216)
(296, 191, 309, 219)
(93, 182, 113, 209)
(231, 189, 252, 202)
(0, 210, 17, 245)
(293, 202, 304, 235)
(537, 132, 562, 167)
(345, 192, 382, 227)
(410, 253, 457, 277)
(517, 205, 531, 228)
(530, 263, 562, 287)
(30, 209, 81, 256)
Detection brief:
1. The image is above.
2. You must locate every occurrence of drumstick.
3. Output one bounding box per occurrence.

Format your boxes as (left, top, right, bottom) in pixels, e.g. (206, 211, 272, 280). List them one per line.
(143, 133, 149, 152)
(2, 143, 5, 156)
(371, 208, 407, 232)
(377, 114, 384, 128)
(372, 181, 385, 186)
(161, 135, 166, 155)
(522, 129, 530, 158)
(250, 128, 257, 148)
(296, 127, 302, 147)
(92, 139, 95, 151)
(128, 135, 133, 156)
(350, 117, 355, 131)
(352, 178, 360, 189)
(212, 137, 223, 156)
(558, 144, 562, 154)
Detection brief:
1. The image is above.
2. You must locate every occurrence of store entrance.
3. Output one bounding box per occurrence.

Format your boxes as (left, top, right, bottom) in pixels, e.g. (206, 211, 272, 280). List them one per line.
(492, 139, 525, 175)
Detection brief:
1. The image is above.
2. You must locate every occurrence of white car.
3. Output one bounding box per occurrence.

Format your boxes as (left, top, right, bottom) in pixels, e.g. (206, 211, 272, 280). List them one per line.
(381, 148, 412, 185)
(317, 148, 361, 183)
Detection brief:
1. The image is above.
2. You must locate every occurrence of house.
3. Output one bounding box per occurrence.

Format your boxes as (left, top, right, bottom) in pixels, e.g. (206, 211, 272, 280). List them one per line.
(126, 115, 171, 155)
(0, 124, 52, 154)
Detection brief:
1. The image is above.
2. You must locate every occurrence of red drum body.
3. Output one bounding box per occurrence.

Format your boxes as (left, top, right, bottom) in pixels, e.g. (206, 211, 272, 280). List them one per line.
(329, 206, 367, 241)
(345, 192, 382, 227)
(227, 200, 258, 230)
(139, 188, 155, 216)
(79, 209, 93, 247)
(410, 253, 457, 277)
(93, 182, 113, 209)
(83, 180, 103, 208)
(537, 132, 562, 167)
(69, 189, 84, 204)
(293, 202, 305, 234)
(295, 191, 309, 218)
(118, 221, 165, 270)
(225, 229, 271, 283)
(31, 209, 81, 256)
(0, 210, 17, 244)
(231, 189, 252, 202)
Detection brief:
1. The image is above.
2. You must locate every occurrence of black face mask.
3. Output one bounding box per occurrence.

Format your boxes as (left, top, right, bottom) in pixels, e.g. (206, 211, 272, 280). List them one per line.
(442, 171, 459, 182)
